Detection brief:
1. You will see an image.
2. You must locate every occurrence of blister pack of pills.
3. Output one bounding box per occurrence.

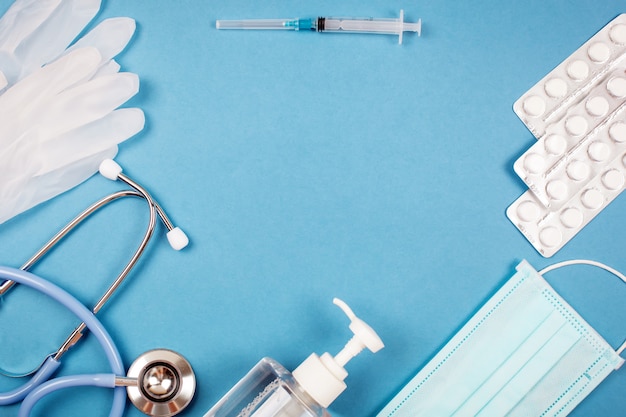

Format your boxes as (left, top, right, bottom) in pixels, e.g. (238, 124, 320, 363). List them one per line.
(507, 156, 626, 257)
(514, 71, 626, 210)
(513, 14, 626, 138)
(507, 14, 626, 257)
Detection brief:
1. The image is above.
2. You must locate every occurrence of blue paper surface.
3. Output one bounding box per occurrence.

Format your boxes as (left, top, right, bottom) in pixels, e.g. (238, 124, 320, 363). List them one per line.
(0, 0, 624, 416)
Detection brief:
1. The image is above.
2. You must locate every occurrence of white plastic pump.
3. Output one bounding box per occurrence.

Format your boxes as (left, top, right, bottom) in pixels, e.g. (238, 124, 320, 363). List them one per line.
(292, 298, 384, 408)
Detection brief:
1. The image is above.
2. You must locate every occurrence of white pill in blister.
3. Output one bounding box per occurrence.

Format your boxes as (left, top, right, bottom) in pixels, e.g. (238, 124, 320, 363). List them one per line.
(581, 188, 604, 209)
(585, 96, 610, 117)
(567, 60, 589, 81)
(566, 160, 590, 181)
(544, 134, 567, 155)
(607, 76, 626, 98)
(544, 78, 568, 98)
(587, 141, 610, 161)
(560, 207, 584, 228)
(587, 42, 610, 62)
(517, 200, 541, 222)
(609, 23, 626, 44)
(546, 180, 568, 200)
(565, 115, 588, 136)
(523, 153, 545, 174)
(602, 169, 625, 190)
(539, 226, 563, 247)
(523, 95, 546, 117)
(609, 121, 626, 143)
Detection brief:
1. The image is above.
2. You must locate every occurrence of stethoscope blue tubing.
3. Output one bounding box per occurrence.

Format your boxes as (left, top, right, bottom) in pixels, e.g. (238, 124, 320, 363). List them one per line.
(0, 265, 126, 417)
(0, 356, 60, 405)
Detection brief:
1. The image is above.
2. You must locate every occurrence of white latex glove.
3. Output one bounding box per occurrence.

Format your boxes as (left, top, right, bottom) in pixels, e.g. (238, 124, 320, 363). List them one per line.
(0, 47, 145, 224)
(0, 0, 100, 86)
(0, 0, 145, 224)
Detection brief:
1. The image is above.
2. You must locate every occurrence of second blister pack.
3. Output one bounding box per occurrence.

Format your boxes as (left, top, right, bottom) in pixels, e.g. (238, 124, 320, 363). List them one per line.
(508, 14, 626, 257)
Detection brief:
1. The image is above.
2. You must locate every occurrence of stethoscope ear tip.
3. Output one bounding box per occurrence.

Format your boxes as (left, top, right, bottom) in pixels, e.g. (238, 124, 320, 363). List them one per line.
(99, 159, 122, 181)
(167, 227, 189, 250)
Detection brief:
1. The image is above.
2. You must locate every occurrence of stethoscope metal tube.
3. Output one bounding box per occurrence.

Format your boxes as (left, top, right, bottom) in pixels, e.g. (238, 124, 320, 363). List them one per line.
(0, 190, 143, 296)
(0, 159, 194, 416)
(0, 163, 186, 296)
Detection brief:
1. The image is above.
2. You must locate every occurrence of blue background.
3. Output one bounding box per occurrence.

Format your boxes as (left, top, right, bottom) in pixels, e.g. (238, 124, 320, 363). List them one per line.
(0, 1, 625, 416)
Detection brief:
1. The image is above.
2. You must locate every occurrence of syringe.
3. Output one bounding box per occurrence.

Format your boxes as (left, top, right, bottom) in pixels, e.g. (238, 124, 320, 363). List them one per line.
(216, 10, 421, 45)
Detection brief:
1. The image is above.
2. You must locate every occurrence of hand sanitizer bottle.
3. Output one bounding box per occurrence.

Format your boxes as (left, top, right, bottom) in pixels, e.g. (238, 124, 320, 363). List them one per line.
(203, 298, 384, 417)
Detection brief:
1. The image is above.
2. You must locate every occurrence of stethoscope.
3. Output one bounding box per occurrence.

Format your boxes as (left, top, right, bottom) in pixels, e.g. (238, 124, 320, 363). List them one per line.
(0, 159, 196, 417)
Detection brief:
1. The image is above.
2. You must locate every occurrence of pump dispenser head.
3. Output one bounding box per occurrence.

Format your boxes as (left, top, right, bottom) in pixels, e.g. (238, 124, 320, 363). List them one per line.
(292, 298, 384, 408)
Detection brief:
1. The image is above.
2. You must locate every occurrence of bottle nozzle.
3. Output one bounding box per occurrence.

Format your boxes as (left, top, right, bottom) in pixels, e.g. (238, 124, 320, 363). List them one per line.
(333, 298, 384, 365)
(292, 298, 384, 408)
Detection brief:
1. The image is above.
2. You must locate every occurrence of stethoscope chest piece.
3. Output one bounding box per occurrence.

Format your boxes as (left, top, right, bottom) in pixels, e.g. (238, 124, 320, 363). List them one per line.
(126, 349, 196, 417)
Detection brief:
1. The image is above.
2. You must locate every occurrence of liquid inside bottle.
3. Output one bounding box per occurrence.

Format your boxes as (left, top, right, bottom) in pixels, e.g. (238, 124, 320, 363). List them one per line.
(204, 358, 330, 417)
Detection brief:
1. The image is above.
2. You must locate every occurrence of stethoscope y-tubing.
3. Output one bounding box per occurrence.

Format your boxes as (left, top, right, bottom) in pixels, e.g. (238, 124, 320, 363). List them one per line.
(0, 266, 126, 417)
(0, 170, 174, 405)
(0, 357, 60, 406)
(20, 374, 121, 417)
(0, 190, 150, 404)
(0, 161, 189, 416)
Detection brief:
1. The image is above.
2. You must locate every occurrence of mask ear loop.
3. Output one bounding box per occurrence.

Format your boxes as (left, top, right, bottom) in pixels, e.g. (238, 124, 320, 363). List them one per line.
(539, 259, 626, 357)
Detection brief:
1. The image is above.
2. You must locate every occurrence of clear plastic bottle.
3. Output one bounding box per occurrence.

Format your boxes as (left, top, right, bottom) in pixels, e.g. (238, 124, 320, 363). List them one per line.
(205, 357, 328, 417)
(204, 298, 384, 417)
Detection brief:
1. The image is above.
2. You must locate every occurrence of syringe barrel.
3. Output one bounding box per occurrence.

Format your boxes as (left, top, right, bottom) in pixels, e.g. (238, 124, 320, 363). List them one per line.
(319, 10, 421, 44)
(322, 17, 421, 36)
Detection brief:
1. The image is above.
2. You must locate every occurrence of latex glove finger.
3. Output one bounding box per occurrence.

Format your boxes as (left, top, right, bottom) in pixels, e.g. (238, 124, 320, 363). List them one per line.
(93, 59, 121, 78)
(0, 46, 101, 118)
(0, 0, 61, 52)
(0, 146, 117, 224)
(0, 50, 140, 182)
(12, 0, 101, 80)
(0, 109, 143, 209)
(0, 0, 61, 83)
(36, 72, 139, 140)
(65, 17, 136, 66)
(0, 130, 41, 189)
(35, 108, 144, 176)
(0, 47, 102, 152)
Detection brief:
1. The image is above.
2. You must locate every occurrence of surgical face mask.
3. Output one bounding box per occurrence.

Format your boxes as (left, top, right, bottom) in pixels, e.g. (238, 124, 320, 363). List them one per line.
(377, 260, 625, 417)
